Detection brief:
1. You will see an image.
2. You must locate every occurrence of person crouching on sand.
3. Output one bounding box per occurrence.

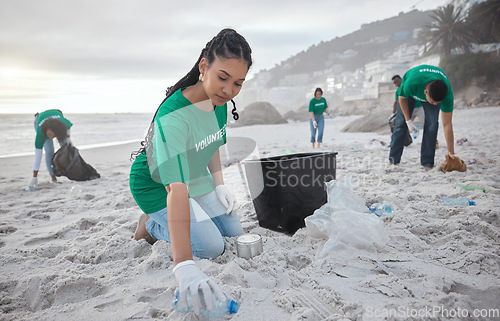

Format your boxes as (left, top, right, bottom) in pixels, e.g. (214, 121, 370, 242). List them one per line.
(27, 109, 72, 191)
(129, 28, 252, 316)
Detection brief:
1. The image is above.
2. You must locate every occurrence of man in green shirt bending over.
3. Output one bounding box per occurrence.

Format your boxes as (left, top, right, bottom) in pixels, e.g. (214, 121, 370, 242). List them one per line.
(388, 65, 457, 170)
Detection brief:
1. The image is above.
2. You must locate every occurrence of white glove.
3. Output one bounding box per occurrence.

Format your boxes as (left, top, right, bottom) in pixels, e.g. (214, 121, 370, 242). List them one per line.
(215, 185, 237, 214)
(406, 119, 418, 133)
(173, 260, 225, 315)
(312, 120, 318, 129)
(388, 113, 396, 121)
(26, 177, 38, 191)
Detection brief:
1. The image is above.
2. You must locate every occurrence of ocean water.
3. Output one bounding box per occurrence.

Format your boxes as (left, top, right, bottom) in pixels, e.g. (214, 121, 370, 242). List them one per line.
(1, 113, 153, 158)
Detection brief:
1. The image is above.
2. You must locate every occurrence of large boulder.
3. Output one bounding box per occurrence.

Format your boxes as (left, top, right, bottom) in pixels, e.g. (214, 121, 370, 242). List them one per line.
(231, 101, 288, 127)
(283, 104, 310, 122)
(335, 99, 378, 116)
(463, 85, 486, 106)
(456, 84, 500, 108)
(342, 109, 391, 134)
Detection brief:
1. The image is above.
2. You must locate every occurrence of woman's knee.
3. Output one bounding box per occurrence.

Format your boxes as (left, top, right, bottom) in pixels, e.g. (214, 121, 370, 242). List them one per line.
(211, 213, 243, 237)
(193, 237, 225, 259)
(225, 224, 242, 237)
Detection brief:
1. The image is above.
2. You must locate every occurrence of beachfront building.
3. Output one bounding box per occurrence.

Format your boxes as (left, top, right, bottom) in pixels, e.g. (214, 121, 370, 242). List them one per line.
(340, 42, 420, 102)
(340, 69, 366, 101)
(364, 44, 421, 98)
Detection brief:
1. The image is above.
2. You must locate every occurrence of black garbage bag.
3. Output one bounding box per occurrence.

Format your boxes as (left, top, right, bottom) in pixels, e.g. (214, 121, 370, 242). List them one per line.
(389, 114, 412, 147)
(243, 152, 337, 235)
(51, 143, 100, 181)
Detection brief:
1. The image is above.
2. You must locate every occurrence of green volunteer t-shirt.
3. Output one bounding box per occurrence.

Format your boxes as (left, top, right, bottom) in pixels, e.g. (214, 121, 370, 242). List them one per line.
(308, 97, 328, 115)
(399, 65, 454, 113)
(129, 88, 228, 214)
(395, 86, 422, 108)
(35, 109, 73, 149)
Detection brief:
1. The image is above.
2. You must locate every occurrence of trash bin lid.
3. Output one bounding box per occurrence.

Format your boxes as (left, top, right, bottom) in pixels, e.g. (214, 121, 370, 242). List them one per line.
(243, 151, 337, 164)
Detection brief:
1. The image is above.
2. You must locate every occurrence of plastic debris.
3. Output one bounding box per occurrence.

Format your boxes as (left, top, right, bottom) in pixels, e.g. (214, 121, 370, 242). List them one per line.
(456, 137, 474, 146)
(457, 184, 487, 194)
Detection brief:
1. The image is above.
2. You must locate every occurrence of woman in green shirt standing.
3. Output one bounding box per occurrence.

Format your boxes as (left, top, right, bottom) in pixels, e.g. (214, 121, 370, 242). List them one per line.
(309, 87, 332, 148)
(129, 29, 252, 315)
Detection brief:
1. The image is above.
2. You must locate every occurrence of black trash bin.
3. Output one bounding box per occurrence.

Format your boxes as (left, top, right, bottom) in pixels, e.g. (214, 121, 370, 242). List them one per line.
(243, 152, 337, 235)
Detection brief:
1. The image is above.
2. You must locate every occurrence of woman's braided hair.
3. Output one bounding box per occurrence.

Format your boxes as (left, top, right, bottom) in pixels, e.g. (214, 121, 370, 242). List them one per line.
(40, 118, 68, 142)
(131, 28, 252, 160)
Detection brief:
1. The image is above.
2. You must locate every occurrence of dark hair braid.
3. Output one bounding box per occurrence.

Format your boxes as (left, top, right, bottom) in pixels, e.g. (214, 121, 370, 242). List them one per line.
(41, 118, 68, 142)
(130, 28, 252, 160)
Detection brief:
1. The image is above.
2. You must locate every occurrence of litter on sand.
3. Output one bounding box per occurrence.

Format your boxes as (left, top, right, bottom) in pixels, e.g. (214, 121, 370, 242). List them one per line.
(457, 184, 487, 194)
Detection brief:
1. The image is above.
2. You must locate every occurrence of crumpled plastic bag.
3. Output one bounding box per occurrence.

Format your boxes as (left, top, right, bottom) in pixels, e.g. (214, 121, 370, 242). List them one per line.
(467, 152, 488, 165)
(305, 175, 389, 260)
(440, 154, 467, 173)
(305, 203, 334, 239)
(456, 137, 474, 146)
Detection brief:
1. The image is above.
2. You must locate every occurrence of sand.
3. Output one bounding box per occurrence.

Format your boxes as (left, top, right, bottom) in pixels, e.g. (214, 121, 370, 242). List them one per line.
(0, 107, 499, 321)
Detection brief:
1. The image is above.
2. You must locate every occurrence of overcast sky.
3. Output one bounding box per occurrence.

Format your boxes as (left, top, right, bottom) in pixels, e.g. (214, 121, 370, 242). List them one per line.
(0, 0, 450, 114)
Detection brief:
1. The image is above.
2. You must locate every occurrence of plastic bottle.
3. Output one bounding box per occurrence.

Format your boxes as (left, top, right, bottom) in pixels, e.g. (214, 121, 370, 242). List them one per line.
(369, 203, 394, 216)
(412, 126, 420, 140)
(24, 186, 37, 192)
(441, 197, 475, 207)
(173, 288, 239, 318)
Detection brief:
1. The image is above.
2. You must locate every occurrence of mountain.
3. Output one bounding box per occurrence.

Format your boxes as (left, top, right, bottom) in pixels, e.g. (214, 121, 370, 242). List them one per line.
(272, 10, 430, 82)
(239, 9, 434, 113)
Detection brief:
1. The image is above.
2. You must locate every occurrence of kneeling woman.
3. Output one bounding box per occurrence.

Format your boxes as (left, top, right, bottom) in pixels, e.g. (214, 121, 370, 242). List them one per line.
(129, 29, 252, 314)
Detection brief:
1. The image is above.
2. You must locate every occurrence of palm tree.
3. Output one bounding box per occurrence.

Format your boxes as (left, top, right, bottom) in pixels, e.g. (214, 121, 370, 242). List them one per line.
(467, 0, 500, 43)
(419, 4, 478, 55)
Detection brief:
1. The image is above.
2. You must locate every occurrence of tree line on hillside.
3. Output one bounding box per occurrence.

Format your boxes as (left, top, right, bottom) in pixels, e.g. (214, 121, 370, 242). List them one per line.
(419, 0, 499, 91)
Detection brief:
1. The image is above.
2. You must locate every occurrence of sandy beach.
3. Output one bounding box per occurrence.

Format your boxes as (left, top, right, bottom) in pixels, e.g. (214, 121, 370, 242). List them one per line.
(1, 107, 499, 321)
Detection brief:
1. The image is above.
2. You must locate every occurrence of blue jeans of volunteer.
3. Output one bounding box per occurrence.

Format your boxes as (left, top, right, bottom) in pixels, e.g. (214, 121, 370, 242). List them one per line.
(145, 191, 242, 259)
(389, 97, 440, 168)
(34, 115, 68, 176)
(310, 114, 325, 143)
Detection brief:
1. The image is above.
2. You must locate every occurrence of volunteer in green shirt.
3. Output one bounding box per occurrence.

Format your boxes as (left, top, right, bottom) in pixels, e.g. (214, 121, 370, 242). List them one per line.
(129, 29, 252, 316)
(27, 109, 72, 191)
(309, 87, 332, 148)
(389, 65, 457, 170)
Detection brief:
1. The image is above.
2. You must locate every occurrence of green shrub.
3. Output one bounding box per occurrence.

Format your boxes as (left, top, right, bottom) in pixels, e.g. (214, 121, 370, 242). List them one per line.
(440, 53, 500, 91)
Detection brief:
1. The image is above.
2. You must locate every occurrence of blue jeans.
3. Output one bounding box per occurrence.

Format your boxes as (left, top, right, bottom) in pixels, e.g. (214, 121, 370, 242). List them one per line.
(310, 114, 325, 143)
(34, 115, 68, 175)
(389, 97, 440, 168)
(145, 191, 242, 259)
